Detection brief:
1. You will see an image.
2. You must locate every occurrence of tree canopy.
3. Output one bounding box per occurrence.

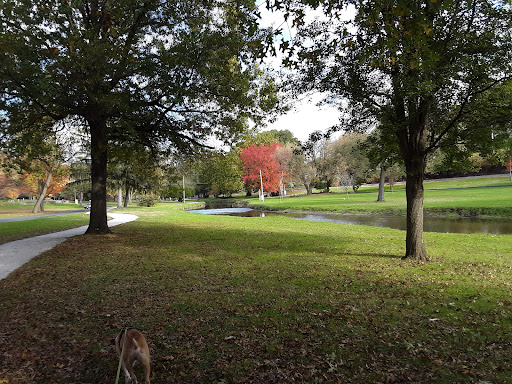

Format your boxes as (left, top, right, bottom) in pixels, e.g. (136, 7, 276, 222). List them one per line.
(268, 0, 512, 260)
(198, 150, 244, 197)
(1, 0, 277, 233)
(240, 143, 284, 194)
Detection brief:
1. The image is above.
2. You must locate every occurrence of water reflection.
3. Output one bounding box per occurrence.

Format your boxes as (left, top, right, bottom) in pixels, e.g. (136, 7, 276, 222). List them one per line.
(189, 208, 512, 235)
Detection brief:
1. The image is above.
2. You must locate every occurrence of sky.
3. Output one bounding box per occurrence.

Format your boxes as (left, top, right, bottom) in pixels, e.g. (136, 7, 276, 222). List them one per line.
(256, 2, 353, 143)
(263, 95, 341, 142)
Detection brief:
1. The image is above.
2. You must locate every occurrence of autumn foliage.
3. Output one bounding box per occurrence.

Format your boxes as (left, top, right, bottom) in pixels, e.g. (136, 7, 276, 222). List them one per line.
(240, 143, 285, 193)
(0, 161, 70, 199)
(23, 165, 70, 196)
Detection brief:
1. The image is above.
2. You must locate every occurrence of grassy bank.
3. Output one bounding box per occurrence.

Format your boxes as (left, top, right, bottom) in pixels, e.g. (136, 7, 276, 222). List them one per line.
(0, 201, 91, 244)
(1, 204, 511, 383)
(245, 176, 512, 217)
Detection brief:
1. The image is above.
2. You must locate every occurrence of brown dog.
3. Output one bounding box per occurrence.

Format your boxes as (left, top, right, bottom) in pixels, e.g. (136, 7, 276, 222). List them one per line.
(115, 327, 151, 384)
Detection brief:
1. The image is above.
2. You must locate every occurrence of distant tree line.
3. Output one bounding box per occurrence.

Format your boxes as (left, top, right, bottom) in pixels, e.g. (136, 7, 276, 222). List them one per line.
(2, 124, 509, 206)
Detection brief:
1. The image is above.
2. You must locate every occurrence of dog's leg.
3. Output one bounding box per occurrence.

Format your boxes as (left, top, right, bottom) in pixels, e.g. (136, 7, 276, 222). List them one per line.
(143, 358, 150, 384)
(126, 361, 138, 384)
(135, 346, 150, 383)
(121, 362, 132, 384)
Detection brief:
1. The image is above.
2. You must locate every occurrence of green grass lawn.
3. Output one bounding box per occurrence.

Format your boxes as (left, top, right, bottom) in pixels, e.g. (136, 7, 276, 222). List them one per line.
(246, 176, 512, 217)
(0, 200, 85, 218)
(0, 202, 121, 244)
(0, 213, 91, 245)
(1, 203, 511, 383)
(2, 176, 510, 245)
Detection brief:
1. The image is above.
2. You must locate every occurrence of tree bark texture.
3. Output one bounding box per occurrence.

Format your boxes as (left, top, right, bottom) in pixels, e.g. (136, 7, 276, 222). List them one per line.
(404, 156, 428, 261)
(377, 165, 385, 202)
(123, 184, 130, 208)
(85, 116, 110, 234)
(32, 172, 52, 213)
(117, 185, 123, 209)
(392, 94, 431, 260)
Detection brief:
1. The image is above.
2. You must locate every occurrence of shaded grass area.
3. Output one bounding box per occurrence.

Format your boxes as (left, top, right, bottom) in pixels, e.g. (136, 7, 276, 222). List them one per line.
(0, 214, 90, 245)
(1, 205, 511, 383)
(248, 176, 512, 217)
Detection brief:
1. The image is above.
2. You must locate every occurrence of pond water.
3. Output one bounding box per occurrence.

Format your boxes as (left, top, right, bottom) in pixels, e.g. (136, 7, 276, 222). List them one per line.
(188, 207, 512, 235)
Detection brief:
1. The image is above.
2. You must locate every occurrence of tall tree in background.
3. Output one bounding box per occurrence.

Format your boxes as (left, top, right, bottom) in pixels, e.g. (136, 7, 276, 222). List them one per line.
(67, 160, 91, 206)
(298, 131, 331, 194)
(1, 116, 82, 212)
(265, 129, 300, 146)
(329, 133, 371, 192)
(198, 150, 244, 197)
(240, 143, 284, 194)
(108, 142, 165, 207)
(452, 81, 512, 170)
(365, 123, 404, 201)
(269, 0, 512, 260)
(1, 0, 277, 234)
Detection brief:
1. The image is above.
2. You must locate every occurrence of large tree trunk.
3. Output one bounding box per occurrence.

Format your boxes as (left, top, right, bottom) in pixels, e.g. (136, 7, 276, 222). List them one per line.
(377, 165, 385, 202)
(32, 171, 52, 213)
(392, 72, 432, 261)
(117, 185, 123, 209)
(86, 116, 110, 234)
(123, 184, 130, 208)
(396, 92, 431, 261)
(403, 154, 429, 261)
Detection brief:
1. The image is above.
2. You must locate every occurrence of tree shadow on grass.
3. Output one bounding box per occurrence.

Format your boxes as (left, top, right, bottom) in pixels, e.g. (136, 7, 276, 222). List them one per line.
(4, 215, 507, 383)
(130, 214, 405, 260)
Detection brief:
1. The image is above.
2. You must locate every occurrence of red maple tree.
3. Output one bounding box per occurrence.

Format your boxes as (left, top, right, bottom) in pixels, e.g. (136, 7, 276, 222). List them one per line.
(240, 143, 285, 194)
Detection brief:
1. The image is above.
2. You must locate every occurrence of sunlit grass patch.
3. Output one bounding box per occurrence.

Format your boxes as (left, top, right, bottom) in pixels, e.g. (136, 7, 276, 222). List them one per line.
(249, 175, 512, 217)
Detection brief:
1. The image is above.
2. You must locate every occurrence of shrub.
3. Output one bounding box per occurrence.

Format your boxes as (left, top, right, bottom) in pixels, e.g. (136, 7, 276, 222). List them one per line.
(137, 195, 159, 207)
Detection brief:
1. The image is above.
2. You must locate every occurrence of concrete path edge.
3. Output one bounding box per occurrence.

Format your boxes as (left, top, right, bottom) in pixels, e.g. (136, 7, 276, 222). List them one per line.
(0, 212, 139, 280)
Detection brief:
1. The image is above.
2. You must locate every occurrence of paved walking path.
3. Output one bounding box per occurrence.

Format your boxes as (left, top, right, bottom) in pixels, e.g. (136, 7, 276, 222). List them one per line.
(0, 212, 138, 280)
